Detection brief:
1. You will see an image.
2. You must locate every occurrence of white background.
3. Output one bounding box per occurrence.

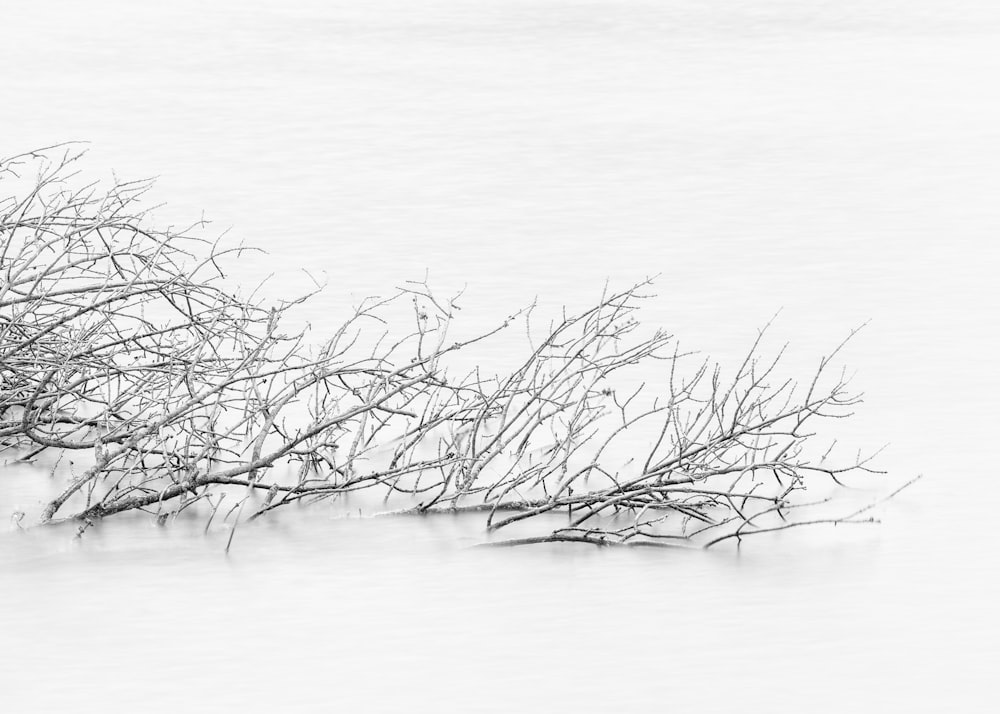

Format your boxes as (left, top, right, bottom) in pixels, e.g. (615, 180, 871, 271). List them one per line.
(2, 1, 998, 711)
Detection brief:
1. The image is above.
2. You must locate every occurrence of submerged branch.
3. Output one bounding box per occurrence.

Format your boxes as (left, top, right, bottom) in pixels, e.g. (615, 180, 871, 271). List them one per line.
(1, 147, 900, 549)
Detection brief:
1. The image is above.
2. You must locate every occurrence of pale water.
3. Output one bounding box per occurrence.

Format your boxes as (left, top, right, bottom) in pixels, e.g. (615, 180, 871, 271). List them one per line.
(2, 1, 999, 711)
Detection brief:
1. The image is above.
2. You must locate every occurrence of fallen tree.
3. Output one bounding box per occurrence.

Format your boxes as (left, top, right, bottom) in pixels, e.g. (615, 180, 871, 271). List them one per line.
(1, 146, 895, 549)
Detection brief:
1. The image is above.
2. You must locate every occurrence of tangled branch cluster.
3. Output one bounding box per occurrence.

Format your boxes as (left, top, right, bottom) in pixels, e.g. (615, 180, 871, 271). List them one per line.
(1, 147, 886, 549)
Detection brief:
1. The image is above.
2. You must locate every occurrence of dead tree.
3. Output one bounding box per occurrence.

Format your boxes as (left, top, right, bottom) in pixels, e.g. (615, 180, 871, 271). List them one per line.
(1, 146, 895, 549)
